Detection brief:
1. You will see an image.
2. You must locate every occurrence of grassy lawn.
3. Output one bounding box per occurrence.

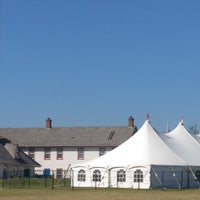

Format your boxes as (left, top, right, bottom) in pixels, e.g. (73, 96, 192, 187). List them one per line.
(0, 188, 200, 200)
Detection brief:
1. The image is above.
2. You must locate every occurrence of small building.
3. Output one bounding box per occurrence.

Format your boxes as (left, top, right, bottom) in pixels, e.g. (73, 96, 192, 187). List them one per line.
(0, 136, 40, 178)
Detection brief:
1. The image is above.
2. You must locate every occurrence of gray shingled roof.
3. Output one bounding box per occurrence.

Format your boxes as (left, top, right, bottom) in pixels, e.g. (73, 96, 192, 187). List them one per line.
(0, 126, 137, 147)
(4, 143, 40, 167)
(0, 140, 40, 167)
(0, 143, 19, 165)
(17, 150, 41, 167)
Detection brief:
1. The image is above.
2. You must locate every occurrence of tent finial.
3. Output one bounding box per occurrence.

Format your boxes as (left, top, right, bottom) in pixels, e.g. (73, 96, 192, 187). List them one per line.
(167, 123, 171, 132)
(146, 113, 150, 121)
(180, 114, 184, 125)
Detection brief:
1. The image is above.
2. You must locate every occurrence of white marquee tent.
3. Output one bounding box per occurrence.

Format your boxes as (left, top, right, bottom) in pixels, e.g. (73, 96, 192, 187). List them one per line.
(190, 132, 200, 144)
(71, 119, 200, 189)
(164, 122, 200, 166)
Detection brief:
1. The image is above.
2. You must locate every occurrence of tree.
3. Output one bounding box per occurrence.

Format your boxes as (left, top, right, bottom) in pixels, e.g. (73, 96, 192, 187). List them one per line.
(188, 124, 199, 135)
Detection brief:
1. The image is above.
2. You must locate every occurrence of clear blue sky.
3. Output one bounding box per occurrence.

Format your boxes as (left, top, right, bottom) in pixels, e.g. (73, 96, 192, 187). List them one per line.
(1, 0, 200, 131)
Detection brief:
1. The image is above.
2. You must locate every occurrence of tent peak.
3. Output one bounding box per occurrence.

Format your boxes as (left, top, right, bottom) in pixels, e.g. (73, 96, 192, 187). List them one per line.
(180, 114, 184, 125)
(146, 113, 150, 122)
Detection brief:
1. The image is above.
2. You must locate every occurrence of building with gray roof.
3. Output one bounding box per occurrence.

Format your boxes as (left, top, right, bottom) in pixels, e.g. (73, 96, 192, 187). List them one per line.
(0, 116, 137, 178)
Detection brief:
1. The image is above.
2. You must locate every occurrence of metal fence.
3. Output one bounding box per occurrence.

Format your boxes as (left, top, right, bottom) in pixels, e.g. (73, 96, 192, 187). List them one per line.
(0, 169, 71, 189)
(70, 168, 200, 190)
(1, 169, 200, 190)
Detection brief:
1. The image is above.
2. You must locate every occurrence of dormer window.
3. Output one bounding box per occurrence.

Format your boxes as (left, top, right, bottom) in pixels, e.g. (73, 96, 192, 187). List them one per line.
(28, 147, 35, 160)
(15, 150, 20, 159)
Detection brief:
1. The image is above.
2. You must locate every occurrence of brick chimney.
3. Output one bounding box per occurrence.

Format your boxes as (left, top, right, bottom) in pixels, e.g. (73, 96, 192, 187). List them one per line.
(128, 116, 134, 127)
(46, 118, 52, 128)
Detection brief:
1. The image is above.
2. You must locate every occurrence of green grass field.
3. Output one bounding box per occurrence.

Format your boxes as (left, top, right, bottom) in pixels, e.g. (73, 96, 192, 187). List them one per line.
(0, 188, 200, 200)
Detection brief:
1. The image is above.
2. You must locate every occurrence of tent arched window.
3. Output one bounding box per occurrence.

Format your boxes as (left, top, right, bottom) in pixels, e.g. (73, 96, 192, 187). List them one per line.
(117, 169, 126, 182)
(134, 169, 143, 182)
(77, 169, 86, 182)
(93, 169, 101, 182)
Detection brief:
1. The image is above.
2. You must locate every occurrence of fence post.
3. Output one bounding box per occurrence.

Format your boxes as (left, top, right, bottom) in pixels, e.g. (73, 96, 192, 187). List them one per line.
(94, 173, 97, 189)
(187, 170, 190, 188)
(8, 178, 11, 188)
(64, 176, 67, 188)
(45, 177, 47, 188)
(71, 169, 74, 190)
(2, 178, 4, 188)
(51, 172, 55, 190)
(23, 177, 25, 188)
(161, 171, 164, 190)
(180, 171, 183, 190)
(28, 175, 30, 189)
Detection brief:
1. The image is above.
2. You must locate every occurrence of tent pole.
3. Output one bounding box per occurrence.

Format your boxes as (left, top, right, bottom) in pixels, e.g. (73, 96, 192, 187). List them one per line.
(161, 171, 164, 190)
(188, 167, 200, 188)
(180, 171, 183, 190)
(71, 169, 74, 190)
(151, 167, 163, 188)
(170, 166, 181, 189)
(108, 169, 111, 188)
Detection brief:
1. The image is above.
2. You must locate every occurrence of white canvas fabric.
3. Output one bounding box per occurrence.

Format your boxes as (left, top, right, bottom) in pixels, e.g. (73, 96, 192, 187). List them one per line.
(190, 133, 200, 143)
(164, 122, 200, 166)
(72, 120, 186, 169)
(71, 119, 200, 189)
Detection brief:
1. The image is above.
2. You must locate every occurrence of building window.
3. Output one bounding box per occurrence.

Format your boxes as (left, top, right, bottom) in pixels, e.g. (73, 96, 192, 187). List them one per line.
(56, 169, 63, 178)
(57, 148, 63, 160)
(134, 169, 143, 182)
(93, 169, 101, 182)
(28, 147, 35, 160)
(78, 169, 86, 182)
(77, 147, 84, 160)
(99, 147, 106, 156)
(44, 148, 51, 160)
(117, 169, 126, 182)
